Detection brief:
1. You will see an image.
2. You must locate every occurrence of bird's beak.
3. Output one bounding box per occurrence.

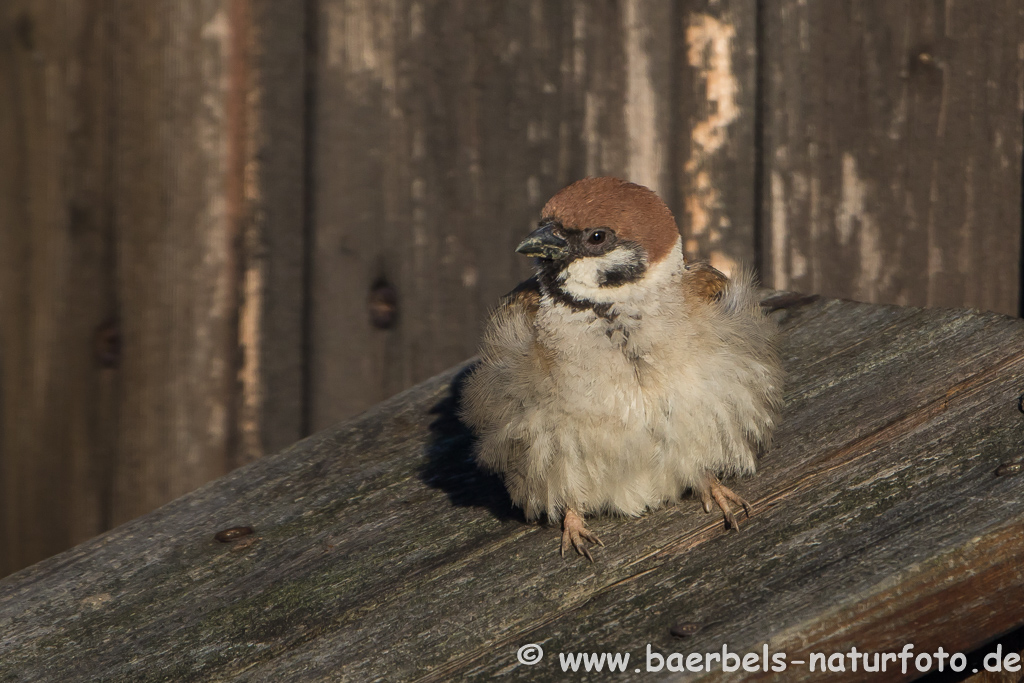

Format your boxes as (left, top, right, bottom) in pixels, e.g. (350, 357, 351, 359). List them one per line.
(516, 224, 568, 260)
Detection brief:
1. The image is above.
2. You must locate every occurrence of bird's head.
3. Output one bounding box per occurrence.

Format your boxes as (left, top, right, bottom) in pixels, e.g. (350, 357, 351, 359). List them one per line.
(517, 177, 682, 308)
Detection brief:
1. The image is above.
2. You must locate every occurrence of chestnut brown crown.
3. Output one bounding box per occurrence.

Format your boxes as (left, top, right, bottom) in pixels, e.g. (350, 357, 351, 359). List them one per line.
(541, 177, 681, 264)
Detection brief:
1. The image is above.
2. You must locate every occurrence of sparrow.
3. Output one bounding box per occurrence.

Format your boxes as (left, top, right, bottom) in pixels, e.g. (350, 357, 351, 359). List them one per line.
(461, 177, 783, 561)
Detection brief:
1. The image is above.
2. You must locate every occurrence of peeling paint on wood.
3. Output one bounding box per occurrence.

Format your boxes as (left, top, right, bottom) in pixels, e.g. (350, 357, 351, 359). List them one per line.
(762, 0, 1024, 315)
(677, 1, 757, 277)
(686, 15, 739, 157)
(684, 12, 739, 275)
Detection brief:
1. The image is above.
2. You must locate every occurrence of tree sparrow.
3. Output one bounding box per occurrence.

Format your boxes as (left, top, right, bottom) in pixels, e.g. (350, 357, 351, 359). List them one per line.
(462, 177, 783, 560)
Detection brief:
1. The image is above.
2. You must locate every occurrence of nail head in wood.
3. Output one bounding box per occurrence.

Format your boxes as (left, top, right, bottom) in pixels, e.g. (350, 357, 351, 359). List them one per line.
(669, 622, 702, 639)
(995, 463, 1022, 477)
(214, 526, 254, 543)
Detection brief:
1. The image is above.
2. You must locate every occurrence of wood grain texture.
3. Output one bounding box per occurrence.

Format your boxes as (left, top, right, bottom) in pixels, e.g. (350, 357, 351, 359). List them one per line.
(3, 0, 1024, 616)
(307, 0, 689, 427)
(2, 296, 1023, 681)
(107, 0, 238, 524)
(0, 0, 120, 577)
(761, 0, 1024, 315)
(675, 0, 757, 276)
(237, 0, 308, 461)
(0, 0, 308, 577)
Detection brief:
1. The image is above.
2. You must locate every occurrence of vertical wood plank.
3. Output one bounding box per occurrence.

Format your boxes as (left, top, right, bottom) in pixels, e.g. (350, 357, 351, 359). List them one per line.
(0, 0, 307, 576)
(111, 0, 238, 522)
(0, 0, 120, 577)
(762, 0, 1024, 315)
(112, 0, 309, 518)
(676, 0, 758, 276)
(621, 0, 674, 196)
(237, 0, 308, 461)
(309, 0, 689, 427)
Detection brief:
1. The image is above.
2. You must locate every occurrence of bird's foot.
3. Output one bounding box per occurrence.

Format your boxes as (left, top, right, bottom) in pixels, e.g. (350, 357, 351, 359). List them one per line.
(561, 508, 604, 562)
(700, 476, 753, 530)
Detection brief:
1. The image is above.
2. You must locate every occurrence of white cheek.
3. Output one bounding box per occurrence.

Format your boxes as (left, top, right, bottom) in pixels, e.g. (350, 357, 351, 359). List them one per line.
(559, 250, 637, 290)
(556, 237, 684, 305)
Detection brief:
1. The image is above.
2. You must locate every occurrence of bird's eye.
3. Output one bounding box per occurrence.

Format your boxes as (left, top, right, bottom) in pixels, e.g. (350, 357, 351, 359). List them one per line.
(588, 230, 607, 244)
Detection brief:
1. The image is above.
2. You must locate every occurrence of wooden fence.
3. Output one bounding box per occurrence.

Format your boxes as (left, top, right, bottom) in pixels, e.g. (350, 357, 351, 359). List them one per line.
(1, 0, 1021, 578)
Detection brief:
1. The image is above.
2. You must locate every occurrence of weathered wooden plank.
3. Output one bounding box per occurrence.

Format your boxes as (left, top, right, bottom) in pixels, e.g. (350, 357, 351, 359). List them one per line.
(0, 0, 308, 577)
(108, 0, 237, 524)
(235, 0, 309, 461)
(2, 297, 1023, 681)
(675, 0, 758, 275)
(0, 0, 120, 577)
(308, 0, 696, 427)
(762, 0, 1024, 315)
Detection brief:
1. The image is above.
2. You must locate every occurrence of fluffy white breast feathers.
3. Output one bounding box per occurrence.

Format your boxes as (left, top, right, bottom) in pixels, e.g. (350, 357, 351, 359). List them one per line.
(461, 177, 783, 561)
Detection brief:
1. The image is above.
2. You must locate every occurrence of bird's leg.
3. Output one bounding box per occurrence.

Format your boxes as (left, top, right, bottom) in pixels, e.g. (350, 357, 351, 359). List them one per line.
(699, 475, 753, 530)
(561, 507, 604, 562)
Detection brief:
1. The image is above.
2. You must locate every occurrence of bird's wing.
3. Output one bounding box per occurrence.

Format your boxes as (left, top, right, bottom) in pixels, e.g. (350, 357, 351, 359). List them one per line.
(683, 260, 729, 303)
(500, 276, 542, 319)
(461, 276, 544, 436)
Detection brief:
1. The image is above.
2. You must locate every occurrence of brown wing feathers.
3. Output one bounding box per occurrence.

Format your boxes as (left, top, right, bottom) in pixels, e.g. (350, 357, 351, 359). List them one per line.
(683, 261, 728, 303)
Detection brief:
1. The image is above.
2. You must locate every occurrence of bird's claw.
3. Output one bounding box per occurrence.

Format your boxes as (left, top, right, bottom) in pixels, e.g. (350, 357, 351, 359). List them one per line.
(561, 508, 603, 562)
(701, 476, 752, 530)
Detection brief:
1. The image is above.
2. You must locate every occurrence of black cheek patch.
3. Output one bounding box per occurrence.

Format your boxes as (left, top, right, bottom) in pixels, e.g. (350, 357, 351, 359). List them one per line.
(597, 242, 647, 288)
(599, 261, 646, 287)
